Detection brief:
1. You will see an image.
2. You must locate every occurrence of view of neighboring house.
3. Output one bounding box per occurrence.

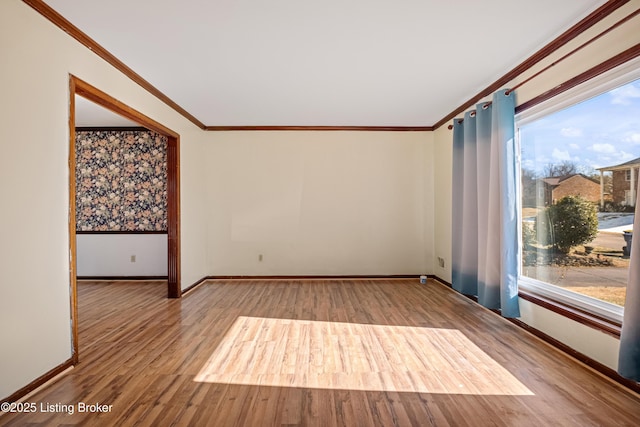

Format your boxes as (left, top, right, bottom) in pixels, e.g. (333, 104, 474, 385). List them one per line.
(542, 174, 601, 205)
(597, 157, 640, 207)
(523, 173, 600, 207)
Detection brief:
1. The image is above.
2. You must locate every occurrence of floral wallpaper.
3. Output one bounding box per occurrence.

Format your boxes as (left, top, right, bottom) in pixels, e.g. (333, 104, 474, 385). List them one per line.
(75, 130, 167, 231)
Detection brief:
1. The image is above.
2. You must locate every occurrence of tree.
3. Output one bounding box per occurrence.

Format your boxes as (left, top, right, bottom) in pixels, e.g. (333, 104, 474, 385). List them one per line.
(543, 160, 579, 177)
(542, 160, 599, 179)
(535, 195, 598, 253)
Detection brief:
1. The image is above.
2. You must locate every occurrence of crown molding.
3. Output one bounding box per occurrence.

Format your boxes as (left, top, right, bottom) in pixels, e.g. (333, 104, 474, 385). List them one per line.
(204, 125, 434, 131)
(516, 42, 640, 114)
(433, 0, 630, 129)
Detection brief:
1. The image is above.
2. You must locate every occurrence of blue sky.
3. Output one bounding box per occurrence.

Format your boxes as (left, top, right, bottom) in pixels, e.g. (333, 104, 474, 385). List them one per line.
(520, 78, 640, 176)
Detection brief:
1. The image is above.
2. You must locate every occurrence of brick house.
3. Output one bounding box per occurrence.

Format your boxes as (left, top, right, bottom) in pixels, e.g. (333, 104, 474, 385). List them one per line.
(597, 157, 640, 207)
(538, 174, 600, 206)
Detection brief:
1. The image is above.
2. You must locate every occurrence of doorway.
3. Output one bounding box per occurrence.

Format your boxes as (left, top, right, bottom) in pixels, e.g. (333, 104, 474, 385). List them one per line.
(69, 75, 181, 362)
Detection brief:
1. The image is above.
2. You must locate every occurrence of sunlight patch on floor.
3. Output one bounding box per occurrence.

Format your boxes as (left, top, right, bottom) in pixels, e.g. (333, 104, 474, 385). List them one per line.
(194, 316, 533, 395)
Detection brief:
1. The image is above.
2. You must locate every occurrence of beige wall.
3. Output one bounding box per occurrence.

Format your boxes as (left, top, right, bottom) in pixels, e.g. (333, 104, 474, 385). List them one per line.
(205, 131, 433, 275)
(432, 126, 453, 283)
(0, 0, 208, 399)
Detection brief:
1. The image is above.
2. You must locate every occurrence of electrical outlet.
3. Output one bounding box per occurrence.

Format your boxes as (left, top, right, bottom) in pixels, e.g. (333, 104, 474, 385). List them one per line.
(130, 255, 136, 263)
(438, 257, 445, 268)
(258, 254, 263, 262)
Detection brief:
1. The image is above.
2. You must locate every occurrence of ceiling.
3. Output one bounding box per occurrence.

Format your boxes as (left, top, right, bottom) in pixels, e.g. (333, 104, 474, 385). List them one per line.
(75, 96, 139, 127)
(46, 0, 607, 128)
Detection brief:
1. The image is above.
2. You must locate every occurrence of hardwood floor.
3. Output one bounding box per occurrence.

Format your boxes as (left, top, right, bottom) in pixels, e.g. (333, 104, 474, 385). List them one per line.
(1, 279, 639, 426)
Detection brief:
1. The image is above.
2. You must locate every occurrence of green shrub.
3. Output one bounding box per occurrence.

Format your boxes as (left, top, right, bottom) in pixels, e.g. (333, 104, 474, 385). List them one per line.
(535, 196, 598, 253)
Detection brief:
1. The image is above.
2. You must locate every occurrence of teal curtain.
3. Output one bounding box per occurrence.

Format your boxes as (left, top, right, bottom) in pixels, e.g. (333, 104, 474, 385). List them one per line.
(452, 89, 520, 318)
(619, 182, 640, 380)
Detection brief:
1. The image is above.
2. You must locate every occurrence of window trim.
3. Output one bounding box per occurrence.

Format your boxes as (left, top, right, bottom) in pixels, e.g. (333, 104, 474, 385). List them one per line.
(516, 55, 640, 127)
(515, 56, 640, 328)
(519, 276, 623, 326)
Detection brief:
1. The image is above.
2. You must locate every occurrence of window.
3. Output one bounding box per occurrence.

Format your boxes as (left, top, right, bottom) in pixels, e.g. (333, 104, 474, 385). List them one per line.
(516, 60, 640, 323)
(625, 169, 631, 181)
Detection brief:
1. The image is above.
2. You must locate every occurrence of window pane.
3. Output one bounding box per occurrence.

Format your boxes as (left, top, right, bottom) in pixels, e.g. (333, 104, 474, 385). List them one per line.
(520, 78, 640, 307)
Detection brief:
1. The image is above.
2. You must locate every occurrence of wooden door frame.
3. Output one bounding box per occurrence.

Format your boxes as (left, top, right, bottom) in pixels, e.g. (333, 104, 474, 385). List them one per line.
(69, 75, 181, 361)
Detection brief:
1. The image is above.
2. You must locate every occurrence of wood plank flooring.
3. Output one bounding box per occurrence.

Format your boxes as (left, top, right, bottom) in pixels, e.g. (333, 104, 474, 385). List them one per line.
(1, 279, 640, 426)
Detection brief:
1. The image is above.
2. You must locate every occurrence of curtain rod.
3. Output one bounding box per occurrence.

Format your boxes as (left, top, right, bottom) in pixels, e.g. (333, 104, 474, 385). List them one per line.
(448, 7, 640, 130)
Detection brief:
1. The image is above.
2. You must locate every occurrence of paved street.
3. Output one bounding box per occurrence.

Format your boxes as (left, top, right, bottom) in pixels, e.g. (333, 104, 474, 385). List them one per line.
(591, 231, 628, 253)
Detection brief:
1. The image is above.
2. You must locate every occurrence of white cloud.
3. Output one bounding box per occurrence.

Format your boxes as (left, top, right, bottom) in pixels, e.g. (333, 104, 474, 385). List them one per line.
(594, 151, 638, 169)
(623, 132, 640, 144)
(618, 151, 637, 162)
(552, 148, 571, 161)
(610, 83, 640, 105)
(560, 127, 582, 137)
(590, 143, 616, 154)
(584, 158, 600, 169)
(521, 159, 536, 171)
(569, 143, 580, 150)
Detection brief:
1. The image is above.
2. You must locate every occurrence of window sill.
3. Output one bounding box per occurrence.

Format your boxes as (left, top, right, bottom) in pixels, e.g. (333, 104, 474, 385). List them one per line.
(518, 284, 622, 338)
(433, 276, 622, 337)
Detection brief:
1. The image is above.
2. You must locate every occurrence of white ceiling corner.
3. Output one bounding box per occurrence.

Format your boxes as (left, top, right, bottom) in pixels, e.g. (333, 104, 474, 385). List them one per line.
(74, 96, 139, 127)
